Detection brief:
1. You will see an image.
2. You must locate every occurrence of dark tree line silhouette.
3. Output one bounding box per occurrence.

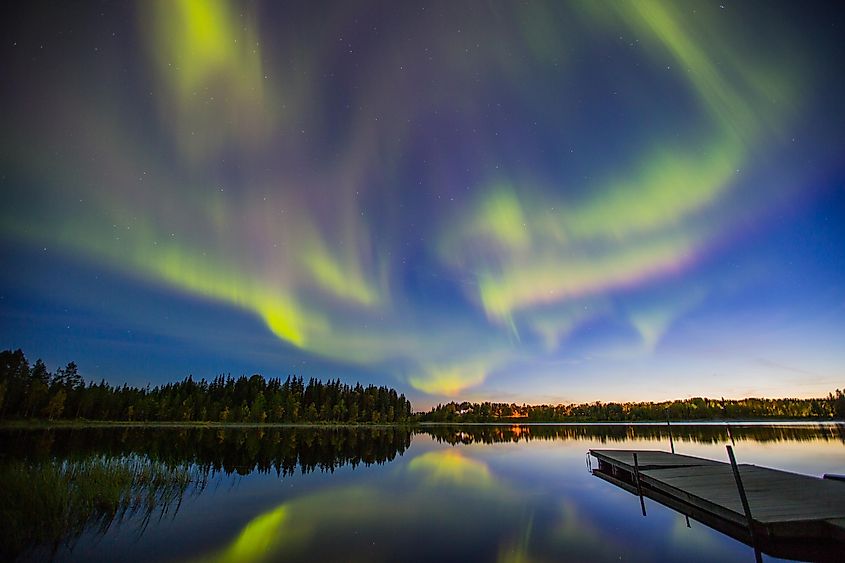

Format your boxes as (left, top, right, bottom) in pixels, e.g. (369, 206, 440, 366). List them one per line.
(3, 348, 842, 424)
(0, 349, 412, 424)
(421, 392, 845, 422)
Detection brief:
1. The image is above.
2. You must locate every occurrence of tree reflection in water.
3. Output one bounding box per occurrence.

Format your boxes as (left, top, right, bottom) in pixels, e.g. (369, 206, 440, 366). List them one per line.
(0, 426, 412, 559)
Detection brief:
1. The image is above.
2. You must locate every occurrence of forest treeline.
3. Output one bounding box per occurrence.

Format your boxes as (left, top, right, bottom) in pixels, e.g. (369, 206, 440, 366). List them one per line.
(3, 348, 843, 424)
(0, 349, 412, 423)
(421, 392, 845, 423)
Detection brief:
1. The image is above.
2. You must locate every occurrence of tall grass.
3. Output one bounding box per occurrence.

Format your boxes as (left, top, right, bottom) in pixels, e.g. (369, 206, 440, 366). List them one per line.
(0, 455, 204, 560)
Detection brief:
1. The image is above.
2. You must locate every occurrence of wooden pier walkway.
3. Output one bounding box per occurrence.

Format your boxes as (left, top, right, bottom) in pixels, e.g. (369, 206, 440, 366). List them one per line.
(589, 449, 845, 561)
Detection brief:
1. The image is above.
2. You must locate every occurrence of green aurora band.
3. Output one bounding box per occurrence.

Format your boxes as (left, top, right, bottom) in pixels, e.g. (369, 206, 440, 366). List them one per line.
(0, 1, 831, 399)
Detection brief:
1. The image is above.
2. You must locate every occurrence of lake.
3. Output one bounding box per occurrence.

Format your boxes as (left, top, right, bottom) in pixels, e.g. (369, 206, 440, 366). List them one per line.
(1, 423, 843, 562)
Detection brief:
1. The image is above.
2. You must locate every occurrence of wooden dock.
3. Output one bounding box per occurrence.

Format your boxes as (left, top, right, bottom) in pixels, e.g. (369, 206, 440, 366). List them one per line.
(589, 449, 845, 561)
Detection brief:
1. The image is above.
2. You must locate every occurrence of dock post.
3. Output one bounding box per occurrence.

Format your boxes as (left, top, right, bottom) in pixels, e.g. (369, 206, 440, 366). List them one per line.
(664, 418, 686, 525)
(666, 417, 675, 454)
(726, 445, 762, 563)
(632, 453, 647, 516)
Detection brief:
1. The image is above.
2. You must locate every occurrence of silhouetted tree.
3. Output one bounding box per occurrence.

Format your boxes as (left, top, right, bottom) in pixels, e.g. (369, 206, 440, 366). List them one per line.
(830, 389, 845, 420)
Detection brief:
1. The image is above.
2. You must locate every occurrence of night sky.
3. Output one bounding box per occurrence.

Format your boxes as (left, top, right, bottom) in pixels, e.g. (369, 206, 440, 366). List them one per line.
(2, 1, 844, 408)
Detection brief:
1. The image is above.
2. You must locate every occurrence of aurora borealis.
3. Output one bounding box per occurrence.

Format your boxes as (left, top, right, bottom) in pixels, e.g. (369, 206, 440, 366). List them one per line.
(1, 1, 843, 407)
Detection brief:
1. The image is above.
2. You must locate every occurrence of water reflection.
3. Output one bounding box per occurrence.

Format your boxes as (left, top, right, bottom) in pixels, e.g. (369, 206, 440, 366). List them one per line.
(407, 449, 494, 487)
(1, 426, 411, 476)
(0, 426, 411, 561)
(424, 422, 845, 446)
(199, 448, 529, 563)
(0, 455, 203, 561)
(0, 423, 841, 562)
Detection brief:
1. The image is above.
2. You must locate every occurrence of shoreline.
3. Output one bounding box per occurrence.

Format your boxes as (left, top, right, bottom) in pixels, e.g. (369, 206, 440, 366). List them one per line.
(418, 419, 844, 426)
(0, 420, 419, 429)
(1, 419, 841, 429)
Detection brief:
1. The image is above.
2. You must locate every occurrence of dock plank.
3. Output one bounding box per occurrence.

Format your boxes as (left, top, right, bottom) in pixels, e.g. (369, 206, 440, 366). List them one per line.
(591, 449, 721, 470)
(639, 465, 845, 523)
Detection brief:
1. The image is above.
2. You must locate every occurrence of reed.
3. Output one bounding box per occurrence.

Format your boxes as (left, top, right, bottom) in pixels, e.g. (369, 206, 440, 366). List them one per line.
(0, 455, 203, 560)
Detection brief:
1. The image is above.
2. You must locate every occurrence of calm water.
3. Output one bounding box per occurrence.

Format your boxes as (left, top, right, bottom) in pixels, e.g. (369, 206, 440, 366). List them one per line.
(1, 423, 843, 562)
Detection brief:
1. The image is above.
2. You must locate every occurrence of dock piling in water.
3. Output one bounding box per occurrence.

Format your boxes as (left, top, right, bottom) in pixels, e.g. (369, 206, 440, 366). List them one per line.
(632, 452, 647, 516)
(727, 445, 762, 563)
(665, 415, 674, 454)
